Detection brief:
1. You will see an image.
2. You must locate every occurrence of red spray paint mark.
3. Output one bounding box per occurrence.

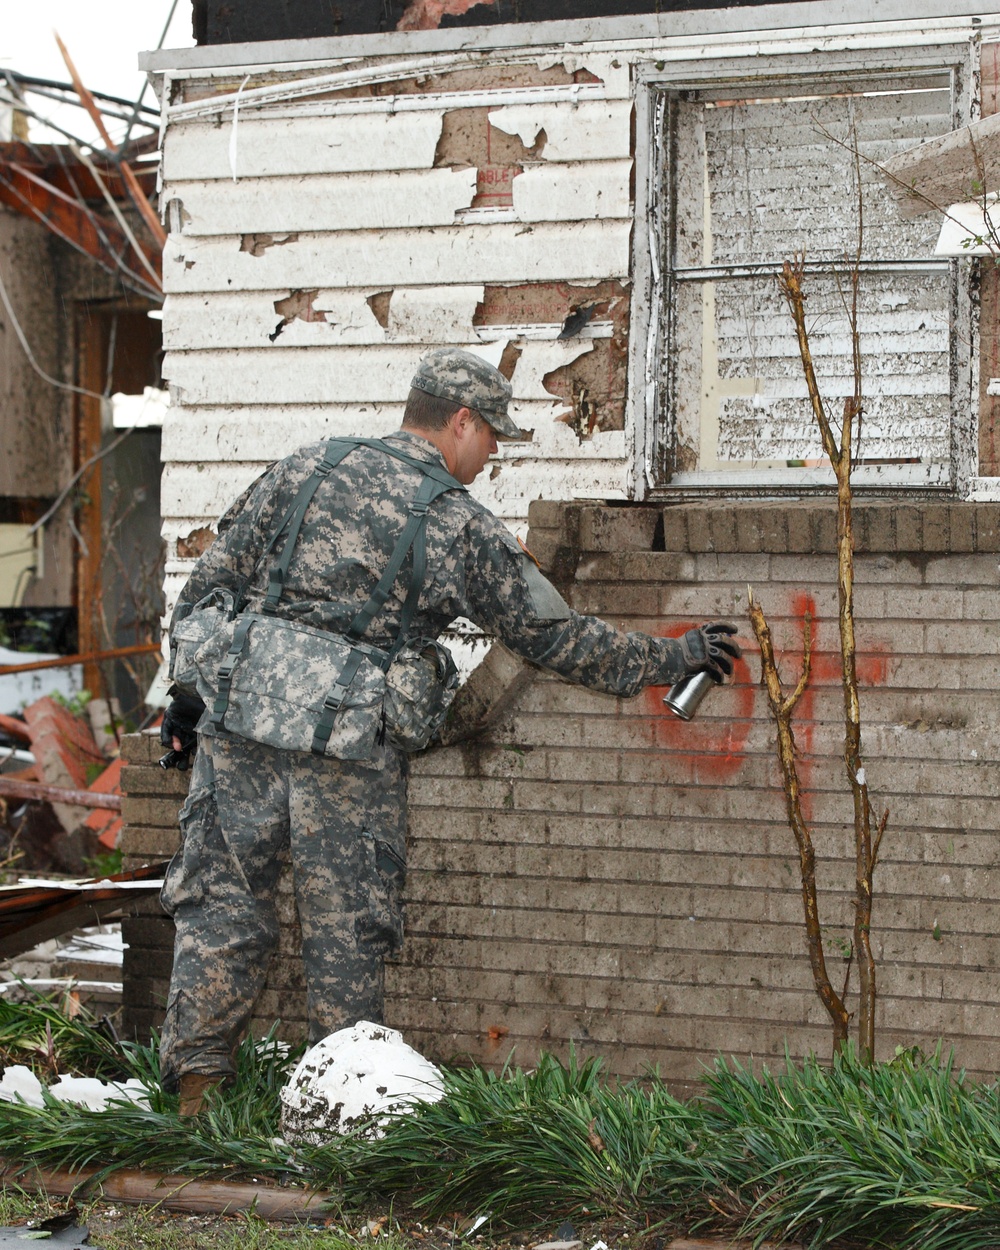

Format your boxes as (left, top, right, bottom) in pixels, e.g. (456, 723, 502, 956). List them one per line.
(642, 624, 755, 782)
(641, 598, 892, 788)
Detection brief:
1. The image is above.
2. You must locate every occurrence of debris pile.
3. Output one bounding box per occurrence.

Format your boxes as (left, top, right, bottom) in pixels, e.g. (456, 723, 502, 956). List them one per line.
(0, 695, 126, 875)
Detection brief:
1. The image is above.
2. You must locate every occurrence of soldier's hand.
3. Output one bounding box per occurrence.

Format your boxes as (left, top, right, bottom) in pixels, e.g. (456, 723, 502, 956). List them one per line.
(159, 690, 206, 770)
(678, 622, 742, 683)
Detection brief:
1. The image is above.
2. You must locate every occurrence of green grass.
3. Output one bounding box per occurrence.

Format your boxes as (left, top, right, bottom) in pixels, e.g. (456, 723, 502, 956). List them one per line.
(3, 1000, 1000, 1247)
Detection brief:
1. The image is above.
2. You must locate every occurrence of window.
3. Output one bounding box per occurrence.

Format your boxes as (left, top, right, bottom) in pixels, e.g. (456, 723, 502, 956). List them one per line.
(642, 71, 966, 491)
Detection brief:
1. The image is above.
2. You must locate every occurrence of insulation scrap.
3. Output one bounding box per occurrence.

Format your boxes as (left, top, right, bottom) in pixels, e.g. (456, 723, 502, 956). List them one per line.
(0, 1064, 150, 1111)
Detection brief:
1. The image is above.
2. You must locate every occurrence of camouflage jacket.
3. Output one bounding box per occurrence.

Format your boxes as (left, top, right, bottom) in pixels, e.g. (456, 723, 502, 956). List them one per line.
(172, 432, 688, 698)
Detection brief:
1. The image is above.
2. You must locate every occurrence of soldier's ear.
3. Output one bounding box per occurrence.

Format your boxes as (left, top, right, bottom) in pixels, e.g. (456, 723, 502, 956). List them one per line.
(452, 406, 475, 434)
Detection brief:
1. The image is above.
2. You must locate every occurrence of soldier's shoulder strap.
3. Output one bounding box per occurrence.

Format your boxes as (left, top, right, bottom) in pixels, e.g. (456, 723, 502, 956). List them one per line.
(257, 437, 465, 657)
(344, 440, 466, 655)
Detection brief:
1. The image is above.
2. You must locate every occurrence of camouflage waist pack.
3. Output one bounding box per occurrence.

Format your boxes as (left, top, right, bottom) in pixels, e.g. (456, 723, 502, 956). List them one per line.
(170, 439, 465, 758)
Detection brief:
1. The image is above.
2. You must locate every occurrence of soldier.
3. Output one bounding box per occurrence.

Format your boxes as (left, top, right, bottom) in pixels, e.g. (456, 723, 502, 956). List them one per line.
(158, 347, 741, 1115)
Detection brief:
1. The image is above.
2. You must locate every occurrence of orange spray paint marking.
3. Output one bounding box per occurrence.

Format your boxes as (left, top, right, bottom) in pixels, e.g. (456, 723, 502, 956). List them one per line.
(642, 623, 755, 781)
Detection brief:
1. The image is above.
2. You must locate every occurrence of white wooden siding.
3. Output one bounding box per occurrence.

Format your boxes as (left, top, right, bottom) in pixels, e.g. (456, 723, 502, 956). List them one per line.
(162, 112, 445, 180)
(160, 76, 635, 577)
(163, 221, 631, 293)
(167, 170, 480, 233)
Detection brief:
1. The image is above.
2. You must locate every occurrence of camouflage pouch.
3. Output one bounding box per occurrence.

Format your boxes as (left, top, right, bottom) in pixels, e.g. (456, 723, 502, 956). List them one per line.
(193, 613, 388, 761)
(384, 638, 460, 752)
(170, 589, 236, 698)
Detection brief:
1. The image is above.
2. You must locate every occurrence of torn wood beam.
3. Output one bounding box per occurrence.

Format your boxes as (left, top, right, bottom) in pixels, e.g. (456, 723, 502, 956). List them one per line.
(55, 32, 168, 249)
(0, 141, 158, 202)
(0, 714, 29, 743)
(0, 863, 165, 961)
(880, 112, 1000, 219)
(0, 641, 162, 675)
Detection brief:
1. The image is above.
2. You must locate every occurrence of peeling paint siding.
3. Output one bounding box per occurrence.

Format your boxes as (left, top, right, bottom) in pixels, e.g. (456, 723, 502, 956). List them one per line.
(510, 160, 631, 221)
(162, 290, 388, 348)
(161, 462, 271, 521)
(167, 344, 629, 407)
(473, 459, 628, 512)
(159, 406, 408, 462)
(509, 339, 596, 400)
(488, 100, 632, 161)
(158, 64, 638, 539)
(162, 288, 496, 348)
(162, 221, 632, 293)
(162, 455, 626, 531)
(168, 169, 479, 234)
(160, 403, 625, 464)
(163, 112, 445, 181)
(388, 286, 485, 338)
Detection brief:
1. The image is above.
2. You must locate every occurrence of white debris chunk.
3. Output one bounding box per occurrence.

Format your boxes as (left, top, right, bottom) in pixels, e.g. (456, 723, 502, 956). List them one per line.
(279, 1020, 444, 1144)
(48, 1075, 151, 1111)
(0, 1064, 150, 1111)
(0, 1065, 44, 1107)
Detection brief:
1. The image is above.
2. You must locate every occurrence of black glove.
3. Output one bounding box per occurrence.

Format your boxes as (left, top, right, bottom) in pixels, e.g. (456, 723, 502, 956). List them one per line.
(678, 622, 742, 683)
(159, 690, 206, 770)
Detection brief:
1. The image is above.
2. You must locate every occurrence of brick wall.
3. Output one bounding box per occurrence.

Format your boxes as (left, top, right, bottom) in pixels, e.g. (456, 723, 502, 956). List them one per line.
(122, 499, 1000, 1083)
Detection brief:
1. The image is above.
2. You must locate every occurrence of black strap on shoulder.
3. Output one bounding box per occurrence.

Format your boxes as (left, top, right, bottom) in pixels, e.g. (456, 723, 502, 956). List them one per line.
(345, 469, 457, 657)
(261, 440, 356, 615)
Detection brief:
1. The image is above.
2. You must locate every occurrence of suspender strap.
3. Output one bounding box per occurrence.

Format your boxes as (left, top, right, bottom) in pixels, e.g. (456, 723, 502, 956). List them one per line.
(210, 615, 255, 729)
(310, 647, 368, 755)
(346, 471, 446, 646)
(262, 440, 356, 614)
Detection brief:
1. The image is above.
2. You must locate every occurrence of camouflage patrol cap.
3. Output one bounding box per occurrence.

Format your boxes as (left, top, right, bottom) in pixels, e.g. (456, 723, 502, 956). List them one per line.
(411, 347, 520, 438)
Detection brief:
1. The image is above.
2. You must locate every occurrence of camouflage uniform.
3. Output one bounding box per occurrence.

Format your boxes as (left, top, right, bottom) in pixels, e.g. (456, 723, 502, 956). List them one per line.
(158, 352, 703, 1089)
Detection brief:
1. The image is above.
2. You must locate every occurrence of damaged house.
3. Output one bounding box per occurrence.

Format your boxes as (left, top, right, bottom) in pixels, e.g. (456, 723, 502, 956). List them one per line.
(121, 0, 1000, 1084)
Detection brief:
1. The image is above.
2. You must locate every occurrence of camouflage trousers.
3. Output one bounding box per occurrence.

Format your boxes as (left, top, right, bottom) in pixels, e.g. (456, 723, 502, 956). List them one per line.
(158, 732, 407, 1090)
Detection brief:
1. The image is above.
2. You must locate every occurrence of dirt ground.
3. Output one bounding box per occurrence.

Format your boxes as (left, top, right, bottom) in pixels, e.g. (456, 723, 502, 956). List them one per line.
(0, 1189, 758, 1250)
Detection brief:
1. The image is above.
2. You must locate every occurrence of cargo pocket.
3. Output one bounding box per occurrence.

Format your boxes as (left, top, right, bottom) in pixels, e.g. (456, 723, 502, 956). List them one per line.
(359, 829, 405, 957)
(160, 785, 216, 914)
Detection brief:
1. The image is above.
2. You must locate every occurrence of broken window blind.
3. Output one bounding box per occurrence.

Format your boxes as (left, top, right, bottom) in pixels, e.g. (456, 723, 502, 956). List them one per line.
(664, 81, 954, 484)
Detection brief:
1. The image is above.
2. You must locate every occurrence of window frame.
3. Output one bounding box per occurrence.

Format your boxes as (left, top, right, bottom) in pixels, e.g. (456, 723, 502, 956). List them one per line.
(628, 50, 976, 499)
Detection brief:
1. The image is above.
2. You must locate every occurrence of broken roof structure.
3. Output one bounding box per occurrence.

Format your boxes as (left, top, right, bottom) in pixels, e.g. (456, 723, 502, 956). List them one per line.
(0, 53, 167, 718)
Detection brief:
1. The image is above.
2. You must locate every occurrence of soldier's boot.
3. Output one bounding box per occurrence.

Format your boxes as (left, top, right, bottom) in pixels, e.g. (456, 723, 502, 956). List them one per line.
(178, 1072, 224, 1117)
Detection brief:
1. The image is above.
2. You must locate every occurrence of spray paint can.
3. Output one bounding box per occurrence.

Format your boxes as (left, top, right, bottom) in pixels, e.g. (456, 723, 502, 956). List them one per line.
(662, 669, 717, 721)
